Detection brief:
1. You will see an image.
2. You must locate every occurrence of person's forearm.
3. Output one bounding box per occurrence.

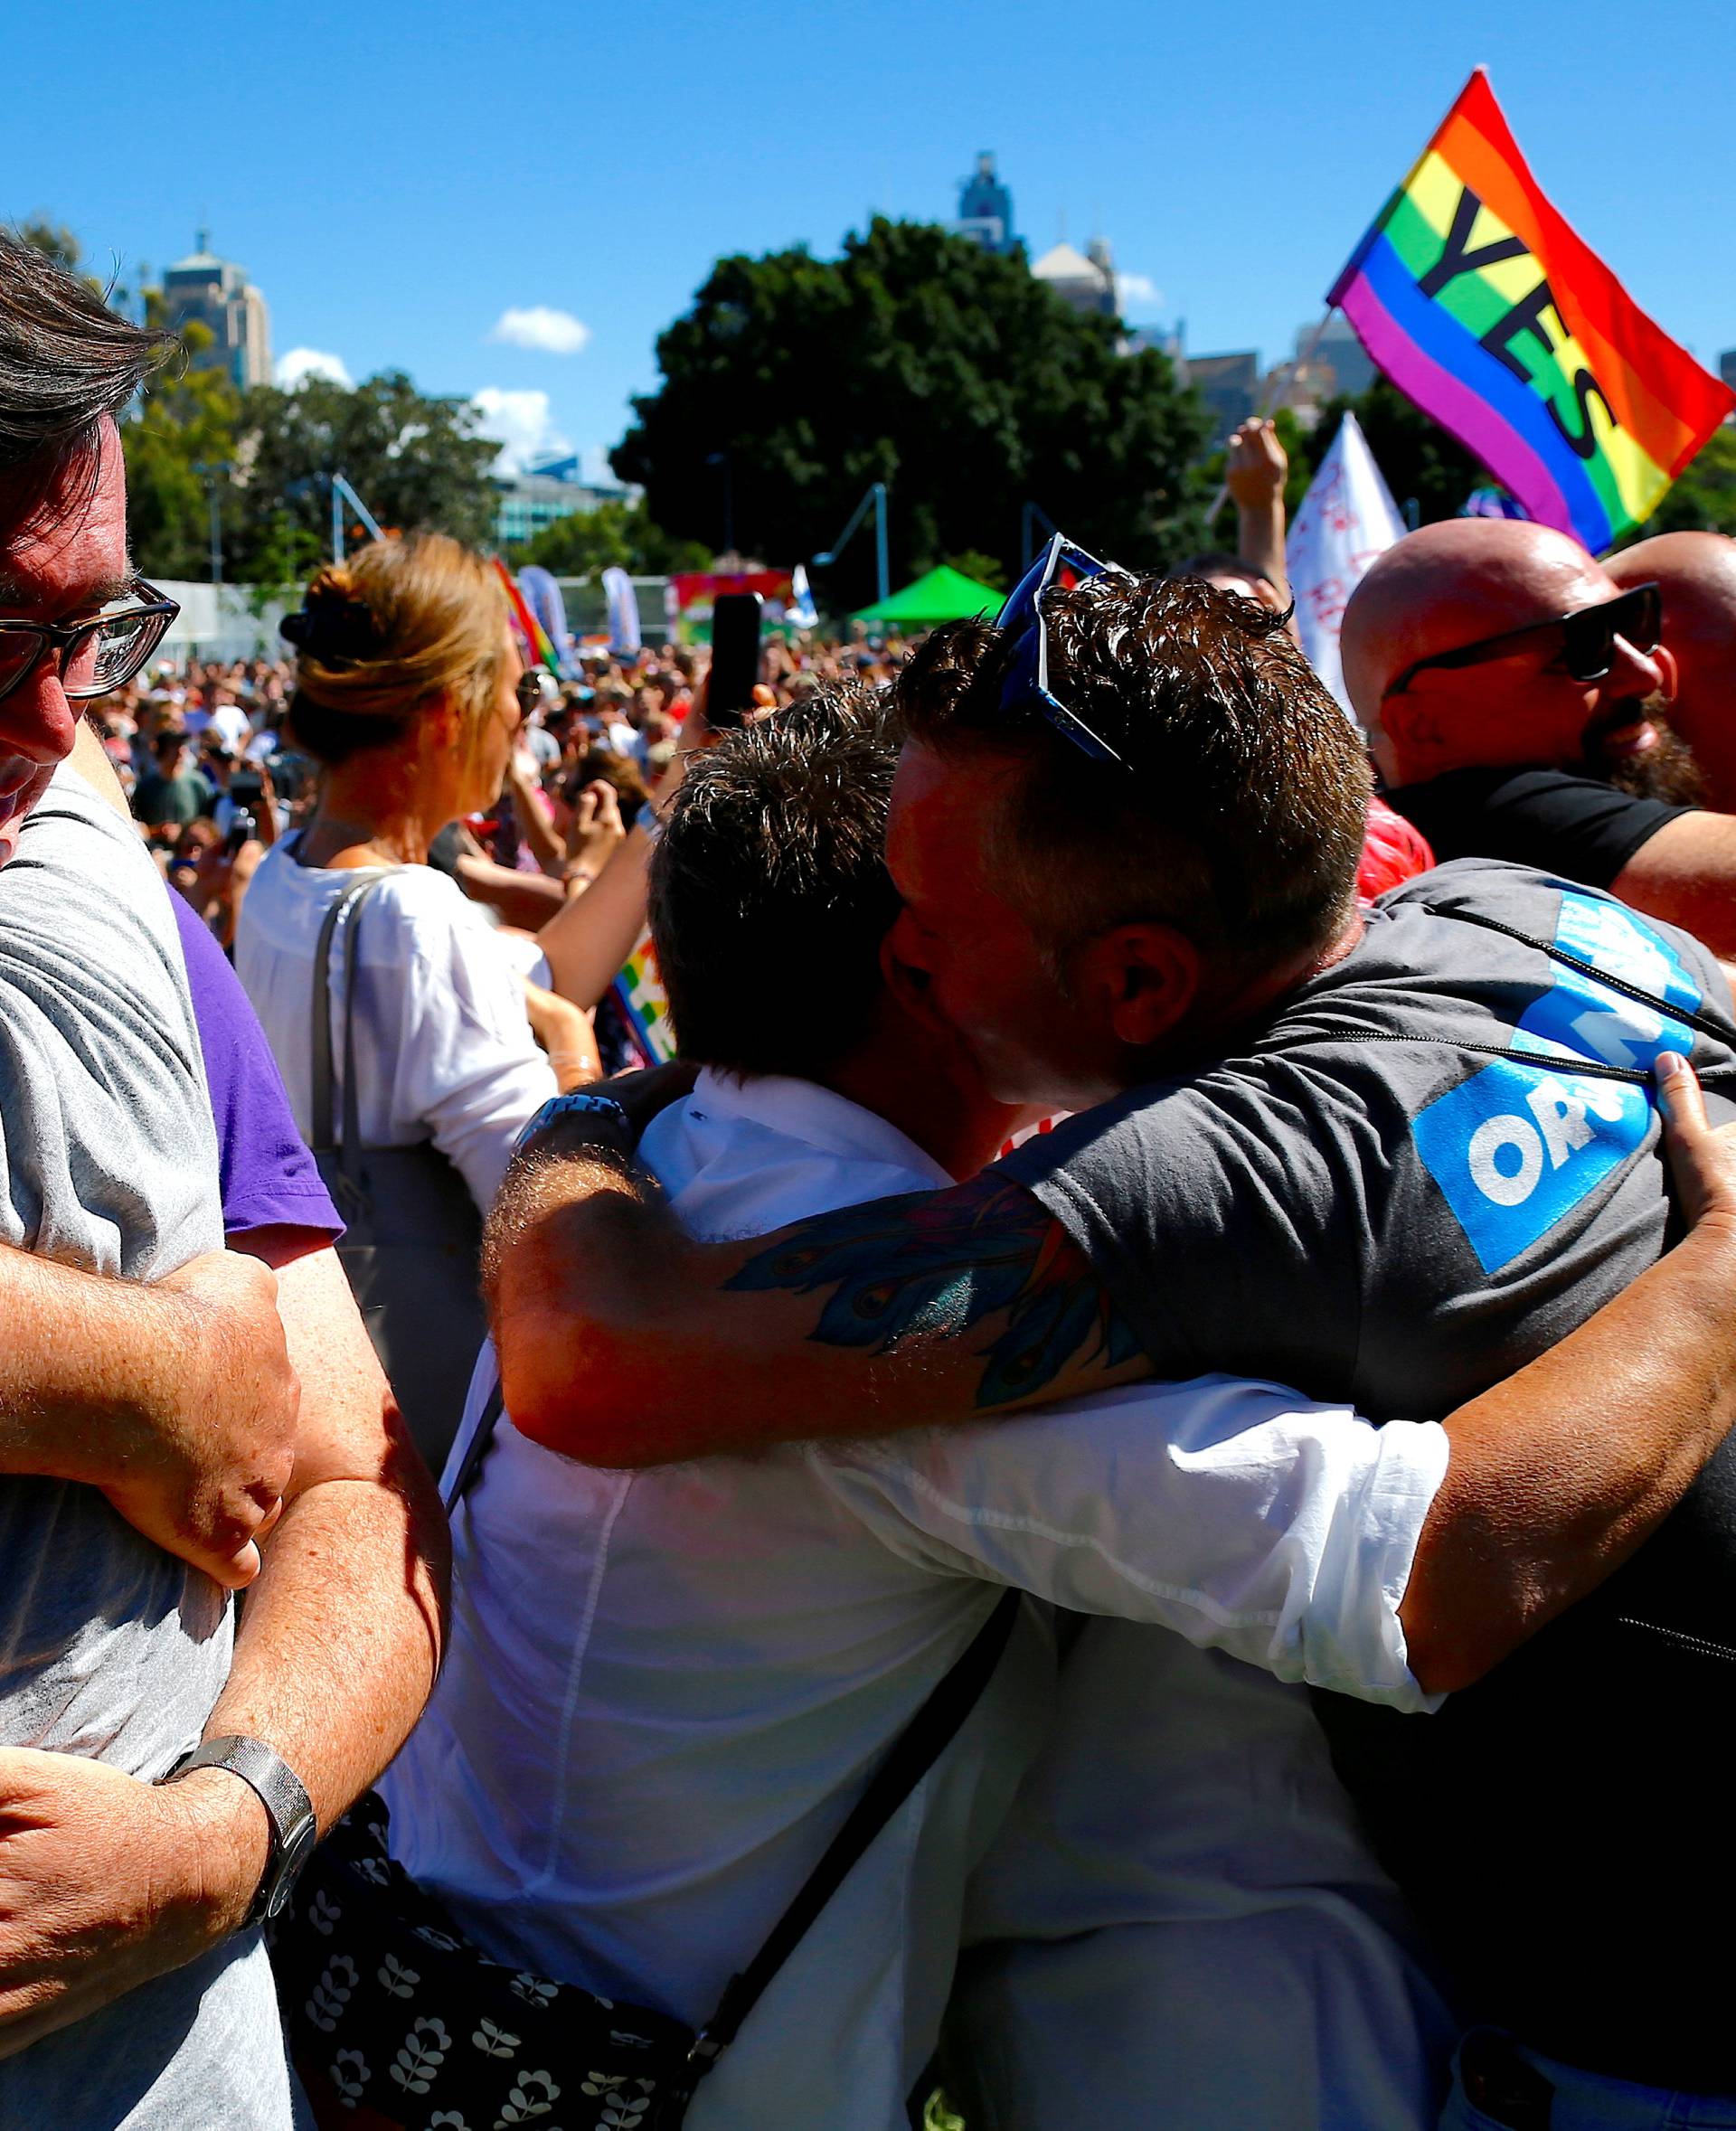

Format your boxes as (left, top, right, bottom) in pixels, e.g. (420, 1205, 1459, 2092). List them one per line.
(455, 853, 567, 928)
(506, 764, 566, 879)
(1402, 1221, 1736, 1693)
(202, 1239, 448, 1834)
(535, 823, 655, 1009)
(1610, 816, 1736, 961)
(0, 1246, 218, 1484)
(488, 1146, 1145, 1467)
(1235, 495, 1289, 606)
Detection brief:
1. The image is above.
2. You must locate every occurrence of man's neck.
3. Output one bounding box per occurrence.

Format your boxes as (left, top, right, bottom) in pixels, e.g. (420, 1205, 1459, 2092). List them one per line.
(1138, 907, 1369, 1078)
(812, 1005, 1022, 1183)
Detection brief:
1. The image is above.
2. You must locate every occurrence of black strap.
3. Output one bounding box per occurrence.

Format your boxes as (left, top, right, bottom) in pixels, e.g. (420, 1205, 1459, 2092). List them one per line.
(432, 1368, 1017, 2085)
(309, 869, 398, 1169)
(441, 1379, 506, 1513)
(1257, 899, 1736, 1090)
(1438, 901, 1736, 1048)
(688, 1582, 1023, 2076)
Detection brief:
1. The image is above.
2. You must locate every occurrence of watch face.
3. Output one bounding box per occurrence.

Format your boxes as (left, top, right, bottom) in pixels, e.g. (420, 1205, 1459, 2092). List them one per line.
(268, 1814, 319, 1919)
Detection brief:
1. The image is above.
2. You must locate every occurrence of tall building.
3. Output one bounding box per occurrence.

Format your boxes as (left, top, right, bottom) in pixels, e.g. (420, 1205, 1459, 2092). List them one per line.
(162, 232, 272, 390)
(1297, 313, 1377, 400)
(1721, 350, 1736, 398)
(1179, 351, 1260, 443)
(493, 456, 635, 549)
(1031, 238, 1117, 318)
(955, 151, 1017, 254)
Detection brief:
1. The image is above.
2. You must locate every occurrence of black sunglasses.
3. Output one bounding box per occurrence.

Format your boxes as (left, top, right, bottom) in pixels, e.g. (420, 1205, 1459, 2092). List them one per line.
(1383, 581, 1662, 700)
(0, 576, 180, 707)
(514, 671, 545, 720)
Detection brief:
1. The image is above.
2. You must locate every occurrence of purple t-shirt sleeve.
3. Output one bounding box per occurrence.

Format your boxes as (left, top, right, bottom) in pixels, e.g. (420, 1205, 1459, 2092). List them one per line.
(168, 889, 344, 1240)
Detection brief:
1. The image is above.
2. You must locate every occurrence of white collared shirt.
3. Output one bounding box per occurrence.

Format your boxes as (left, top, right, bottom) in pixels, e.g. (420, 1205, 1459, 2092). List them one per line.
(383, 1068, 1448, 2129)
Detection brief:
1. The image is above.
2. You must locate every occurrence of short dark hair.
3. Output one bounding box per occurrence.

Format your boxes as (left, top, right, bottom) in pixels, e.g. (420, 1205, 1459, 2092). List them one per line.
(0, 229, 174, 479)
(893, 574, 1371, 984)
(648, 689, 900, 1080)
(1170, 550, 1273, 588)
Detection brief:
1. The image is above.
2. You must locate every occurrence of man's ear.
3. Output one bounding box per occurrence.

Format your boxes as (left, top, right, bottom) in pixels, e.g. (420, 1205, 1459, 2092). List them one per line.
(1073, 922, 1201, 1049)
(1654, 645, 1680, 708)
(879, 914, 954, 1039)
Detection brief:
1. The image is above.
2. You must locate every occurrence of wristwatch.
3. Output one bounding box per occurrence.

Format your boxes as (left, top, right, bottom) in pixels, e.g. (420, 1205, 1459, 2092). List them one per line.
(158, 1736, 318, 1928)
(513, 1087, 634, 1157)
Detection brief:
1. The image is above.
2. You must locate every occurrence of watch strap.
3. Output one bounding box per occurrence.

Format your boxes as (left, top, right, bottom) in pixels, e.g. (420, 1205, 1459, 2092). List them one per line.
(160, 1735, 316, 1928)
(513, 1087, 632, 1155)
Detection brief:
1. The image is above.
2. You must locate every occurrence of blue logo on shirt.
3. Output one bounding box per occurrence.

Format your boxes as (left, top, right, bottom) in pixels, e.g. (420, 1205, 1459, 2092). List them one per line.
(1411, 894, 1700, 1274)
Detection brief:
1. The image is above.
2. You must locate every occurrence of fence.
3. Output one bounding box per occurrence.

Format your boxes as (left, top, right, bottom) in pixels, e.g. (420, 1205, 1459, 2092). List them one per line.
(155, 581, 293, 665)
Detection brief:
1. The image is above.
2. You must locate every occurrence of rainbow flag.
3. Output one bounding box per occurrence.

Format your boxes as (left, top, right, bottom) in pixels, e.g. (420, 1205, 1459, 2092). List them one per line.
(612, 928, 676, 1066)
(1327, 70, 1733, 554)
(492, 556, 561, 675)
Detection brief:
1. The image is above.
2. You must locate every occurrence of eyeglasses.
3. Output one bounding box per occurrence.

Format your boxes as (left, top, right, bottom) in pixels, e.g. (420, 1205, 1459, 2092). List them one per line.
(0, 577, 180, 707)
(514, 671, 543, 723)
(1382, 581, 1663, 701)
(995, 533, 1137, 770)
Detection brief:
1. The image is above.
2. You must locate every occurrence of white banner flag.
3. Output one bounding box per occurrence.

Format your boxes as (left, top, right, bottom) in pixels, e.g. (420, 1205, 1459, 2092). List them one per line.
(1286, 411, 1405, 722)
(602, 567, 641, 655)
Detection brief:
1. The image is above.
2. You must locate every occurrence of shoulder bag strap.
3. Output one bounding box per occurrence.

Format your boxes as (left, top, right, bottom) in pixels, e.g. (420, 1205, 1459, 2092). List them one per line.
(310, 870, 393, 1153)
(309, 871, 397, 1185)
(685, 1582, 1023, 2081)
(441, 1378, 506, 1513)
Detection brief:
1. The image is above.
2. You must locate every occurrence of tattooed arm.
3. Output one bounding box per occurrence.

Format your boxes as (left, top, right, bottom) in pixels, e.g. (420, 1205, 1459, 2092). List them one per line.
(485, 1146, 1147, 1468)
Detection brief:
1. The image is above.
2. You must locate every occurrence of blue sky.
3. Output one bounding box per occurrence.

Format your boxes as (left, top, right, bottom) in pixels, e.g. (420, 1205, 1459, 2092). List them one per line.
(7, 0, 1732, 478)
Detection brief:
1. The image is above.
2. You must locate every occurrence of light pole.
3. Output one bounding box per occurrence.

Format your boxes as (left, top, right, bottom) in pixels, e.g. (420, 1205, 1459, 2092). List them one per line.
(193, 459, 232, 586)
(705, 452, 735, 557)
(327, 473, 387, 562)
(813, 481, 890, 607)
(1020, 500, 1060, 569)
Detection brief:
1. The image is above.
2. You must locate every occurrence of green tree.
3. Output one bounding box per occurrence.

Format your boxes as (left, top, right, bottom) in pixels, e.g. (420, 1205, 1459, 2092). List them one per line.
(226, 372, 502, 580)
(939, 549, 1007, 593)
(123, 310, 242, 580)
(1628, 425, 1736, 539)
(612, 218, 1212, 607)
(507, 495, 710, 578)
(14, 216, 84, 274)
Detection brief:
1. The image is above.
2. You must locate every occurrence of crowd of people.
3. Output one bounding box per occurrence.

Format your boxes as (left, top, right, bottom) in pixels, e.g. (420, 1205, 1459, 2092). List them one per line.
(7, 219, 1736, 2131)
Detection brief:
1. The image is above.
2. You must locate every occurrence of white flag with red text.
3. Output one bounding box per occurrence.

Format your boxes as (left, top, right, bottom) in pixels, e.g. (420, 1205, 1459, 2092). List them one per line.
(1287, 411, 1405, 722)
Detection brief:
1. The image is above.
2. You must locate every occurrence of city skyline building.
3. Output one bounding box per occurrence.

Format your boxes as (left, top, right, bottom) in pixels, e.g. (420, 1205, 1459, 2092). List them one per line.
(161, 231, 272, 390)
(1031, 236, 1118, 318)
(1297, 312, 1378, 400)
(1178, 349, 1260, 442)
(493, 454, 635, 548)
(954, 151, 1017, 254)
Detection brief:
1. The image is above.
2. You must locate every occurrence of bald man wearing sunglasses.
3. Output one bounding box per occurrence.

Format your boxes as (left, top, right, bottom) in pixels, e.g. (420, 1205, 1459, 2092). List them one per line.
(1342, 517, 1736, 959)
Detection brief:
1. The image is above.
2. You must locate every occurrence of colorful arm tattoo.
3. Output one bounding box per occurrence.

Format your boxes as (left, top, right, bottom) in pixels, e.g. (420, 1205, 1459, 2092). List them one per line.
(722, 1174, 1142, 1410)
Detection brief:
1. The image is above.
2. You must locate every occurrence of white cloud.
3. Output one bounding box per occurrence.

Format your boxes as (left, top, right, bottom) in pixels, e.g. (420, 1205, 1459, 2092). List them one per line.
(470, 387, 572, 474)
(487, 306, 592, 355)
(275, 346, 353, 390)
(1115, 273, 1162, 314)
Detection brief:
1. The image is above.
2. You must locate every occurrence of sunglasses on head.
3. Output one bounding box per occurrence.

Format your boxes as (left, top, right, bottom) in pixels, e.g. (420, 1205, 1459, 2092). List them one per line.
(994, 533, 1137, 769)
(1382, 581, 1662, 701)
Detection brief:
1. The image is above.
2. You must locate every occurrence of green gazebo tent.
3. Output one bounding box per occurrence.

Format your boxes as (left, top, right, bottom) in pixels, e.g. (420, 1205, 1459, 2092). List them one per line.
(851, 564, 1002, 629)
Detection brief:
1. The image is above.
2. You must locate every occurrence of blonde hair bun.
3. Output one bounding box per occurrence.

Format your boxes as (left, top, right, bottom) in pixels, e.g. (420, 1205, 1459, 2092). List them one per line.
(283, 533, 511, 766)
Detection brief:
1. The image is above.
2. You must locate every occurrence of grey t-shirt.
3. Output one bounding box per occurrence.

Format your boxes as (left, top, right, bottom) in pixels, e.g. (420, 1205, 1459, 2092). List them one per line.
(1000, 858, 1736, 2080)
(0, 769, 298, 2129)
